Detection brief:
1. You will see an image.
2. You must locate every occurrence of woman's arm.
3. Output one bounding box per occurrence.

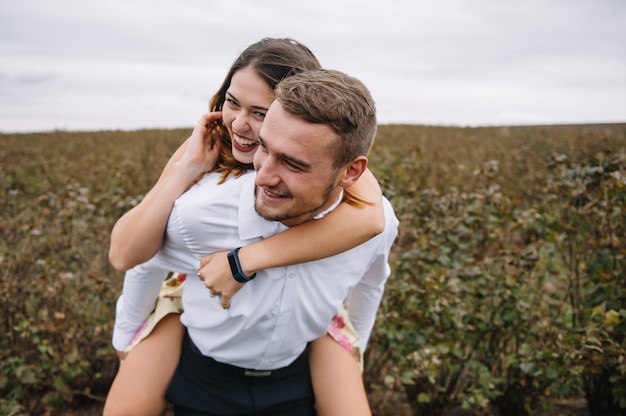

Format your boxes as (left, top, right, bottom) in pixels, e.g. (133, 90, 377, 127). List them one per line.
(112, 264, 172, 352)
(241, 168, 384, 273)
(198, 168, 385, 309)
(109, 113, 222, 272)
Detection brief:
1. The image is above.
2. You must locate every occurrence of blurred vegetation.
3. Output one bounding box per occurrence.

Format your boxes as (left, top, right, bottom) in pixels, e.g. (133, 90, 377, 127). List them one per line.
(1, 124, 625, 415)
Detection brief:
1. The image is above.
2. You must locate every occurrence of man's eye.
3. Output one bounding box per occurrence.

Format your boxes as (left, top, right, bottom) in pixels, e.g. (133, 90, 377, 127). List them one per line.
(285, 160, 301, 171)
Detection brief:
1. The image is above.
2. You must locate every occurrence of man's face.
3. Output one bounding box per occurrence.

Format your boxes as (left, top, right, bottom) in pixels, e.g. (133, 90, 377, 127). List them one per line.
(253, 101, 344, 227)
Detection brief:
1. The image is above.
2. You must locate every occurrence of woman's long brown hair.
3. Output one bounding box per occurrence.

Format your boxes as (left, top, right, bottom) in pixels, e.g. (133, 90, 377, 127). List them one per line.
(206, 38, 322, 184)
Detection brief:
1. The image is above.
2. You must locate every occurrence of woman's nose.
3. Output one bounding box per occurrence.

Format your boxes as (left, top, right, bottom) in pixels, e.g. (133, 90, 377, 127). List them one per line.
(232, 111, 250, 132)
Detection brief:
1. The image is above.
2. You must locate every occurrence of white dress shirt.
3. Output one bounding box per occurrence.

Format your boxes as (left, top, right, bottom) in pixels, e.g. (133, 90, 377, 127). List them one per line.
(113, 171, 399, 370)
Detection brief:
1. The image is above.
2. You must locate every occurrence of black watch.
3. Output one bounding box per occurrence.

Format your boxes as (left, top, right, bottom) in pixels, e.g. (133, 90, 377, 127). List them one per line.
(227, 247, 257, 283)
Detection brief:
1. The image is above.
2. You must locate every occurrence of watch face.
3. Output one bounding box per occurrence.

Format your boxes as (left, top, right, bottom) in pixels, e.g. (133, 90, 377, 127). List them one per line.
(227, 250, 242, 282)
(228, 249, 255, 282)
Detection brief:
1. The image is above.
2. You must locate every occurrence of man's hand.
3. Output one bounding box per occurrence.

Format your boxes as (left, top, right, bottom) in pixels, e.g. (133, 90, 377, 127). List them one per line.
(198, 251, 245, 309)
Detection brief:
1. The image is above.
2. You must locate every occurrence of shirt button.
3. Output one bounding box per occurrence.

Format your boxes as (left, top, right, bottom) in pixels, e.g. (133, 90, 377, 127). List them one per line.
(289, 273, 295, 278)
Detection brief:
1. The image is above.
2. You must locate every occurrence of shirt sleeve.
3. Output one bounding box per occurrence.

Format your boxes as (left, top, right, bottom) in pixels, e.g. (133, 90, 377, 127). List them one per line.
(344, 199, 399, 351)
(111, 261, 169, 351)
(344, 252, 391, 351)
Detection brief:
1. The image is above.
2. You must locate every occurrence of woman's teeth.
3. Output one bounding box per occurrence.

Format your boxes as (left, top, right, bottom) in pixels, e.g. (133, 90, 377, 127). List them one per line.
(235, 134, 257, 147)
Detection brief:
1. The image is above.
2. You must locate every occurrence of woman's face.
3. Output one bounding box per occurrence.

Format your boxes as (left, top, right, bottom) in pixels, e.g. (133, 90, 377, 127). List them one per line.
(222, 66, 275, 165)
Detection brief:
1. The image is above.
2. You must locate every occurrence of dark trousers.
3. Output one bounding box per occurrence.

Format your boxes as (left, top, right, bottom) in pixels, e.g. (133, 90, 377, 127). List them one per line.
(165, 335, 315, 415)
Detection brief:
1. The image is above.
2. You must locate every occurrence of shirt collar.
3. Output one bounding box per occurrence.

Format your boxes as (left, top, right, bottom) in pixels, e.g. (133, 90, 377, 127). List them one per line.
(313, 190, 343, 219)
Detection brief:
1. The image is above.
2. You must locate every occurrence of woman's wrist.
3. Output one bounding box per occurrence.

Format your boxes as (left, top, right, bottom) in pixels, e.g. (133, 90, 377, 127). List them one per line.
(171, 159, 206, 186)
(227, 248, 257, 282)
(237, 245, 270, 276)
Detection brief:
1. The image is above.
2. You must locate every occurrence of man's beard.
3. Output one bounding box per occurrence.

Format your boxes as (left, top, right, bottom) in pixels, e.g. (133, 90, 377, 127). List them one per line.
(254, 178, 338, 224)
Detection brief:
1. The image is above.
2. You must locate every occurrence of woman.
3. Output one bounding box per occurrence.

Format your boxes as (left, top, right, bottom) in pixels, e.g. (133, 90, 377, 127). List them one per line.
(104, 38, 384, 416)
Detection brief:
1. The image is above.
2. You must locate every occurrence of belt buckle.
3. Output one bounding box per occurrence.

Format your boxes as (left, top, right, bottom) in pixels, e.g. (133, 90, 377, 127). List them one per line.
(244, 369, 273, 377)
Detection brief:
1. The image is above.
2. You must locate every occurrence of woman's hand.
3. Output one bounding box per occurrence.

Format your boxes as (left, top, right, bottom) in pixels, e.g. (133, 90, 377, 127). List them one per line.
(177, 112, 223, 181)
(198, 251, 245, 309)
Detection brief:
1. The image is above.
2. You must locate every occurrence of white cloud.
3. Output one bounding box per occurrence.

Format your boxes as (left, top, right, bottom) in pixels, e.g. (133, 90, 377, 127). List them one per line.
(1, 0, 625, 132)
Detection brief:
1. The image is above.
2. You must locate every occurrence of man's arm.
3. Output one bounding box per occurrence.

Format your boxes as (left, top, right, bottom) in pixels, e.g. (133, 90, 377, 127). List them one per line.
(343, 198, 399, 350)
(343, 257, 391, 350)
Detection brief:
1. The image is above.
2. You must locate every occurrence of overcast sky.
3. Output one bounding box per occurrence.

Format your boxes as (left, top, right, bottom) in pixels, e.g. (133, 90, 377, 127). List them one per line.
(1, 0, 625, 132)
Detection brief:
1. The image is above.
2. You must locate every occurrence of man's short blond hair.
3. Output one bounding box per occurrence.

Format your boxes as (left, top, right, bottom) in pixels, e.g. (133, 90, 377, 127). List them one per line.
(275, 69, 377, 168)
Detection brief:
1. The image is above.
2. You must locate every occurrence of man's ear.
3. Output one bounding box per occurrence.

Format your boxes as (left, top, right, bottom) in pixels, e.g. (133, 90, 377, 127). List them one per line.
(339, 156, 368, 189)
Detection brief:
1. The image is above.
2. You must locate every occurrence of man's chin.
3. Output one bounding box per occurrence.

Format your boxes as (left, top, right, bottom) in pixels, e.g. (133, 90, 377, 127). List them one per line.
(254, 203, 283, 222)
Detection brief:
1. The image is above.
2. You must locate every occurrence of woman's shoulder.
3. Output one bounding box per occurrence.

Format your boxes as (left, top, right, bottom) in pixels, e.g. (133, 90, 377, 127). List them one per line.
(197, 169, 254, 187)
(177, 170, 254, 203)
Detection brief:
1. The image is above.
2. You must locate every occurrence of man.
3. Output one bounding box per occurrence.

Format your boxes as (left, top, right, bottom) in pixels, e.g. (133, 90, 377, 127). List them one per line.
(130, 69, 398, 415)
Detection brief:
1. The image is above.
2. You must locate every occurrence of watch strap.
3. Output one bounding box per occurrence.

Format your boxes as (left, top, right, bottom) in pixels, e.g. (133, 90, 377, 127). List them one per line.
(227, 247, 256, 283)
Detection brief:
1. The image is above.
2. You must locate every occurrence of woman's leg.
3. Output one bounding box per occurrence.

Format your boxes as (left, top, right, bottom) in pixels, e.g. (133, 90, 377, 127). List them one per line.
(309, 334, 372, 416)
(103, 313, 184, 416)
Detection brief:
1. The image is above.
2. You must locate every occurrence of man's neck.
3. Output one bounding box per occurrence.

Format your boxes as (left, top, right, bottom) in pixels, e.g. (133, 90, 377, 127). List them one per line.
(280, 189, 344, 228)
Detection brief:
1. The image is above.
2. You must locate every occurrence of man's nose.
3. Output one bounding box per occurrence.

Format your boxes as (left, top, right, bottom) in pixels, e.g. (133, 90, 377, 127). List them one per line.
(254, 154, 279, 187)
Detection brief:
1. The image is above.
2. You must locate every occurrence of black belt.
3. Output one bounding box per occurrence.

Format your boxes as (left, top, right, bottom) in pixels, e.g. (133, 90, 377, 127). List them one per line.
(185, 333, 309, 377)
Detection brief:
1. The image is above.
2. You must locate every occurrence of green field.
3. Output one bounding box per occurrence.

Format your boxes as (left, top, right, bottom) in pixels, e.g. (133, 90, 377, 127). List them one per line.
(1, 124, 625, 415)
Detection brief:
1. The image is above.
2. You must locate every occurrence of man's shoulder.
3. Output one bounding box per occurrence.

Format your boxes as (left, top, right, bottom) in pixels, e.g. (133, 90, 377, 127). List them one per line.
(380, 197, 400, 244)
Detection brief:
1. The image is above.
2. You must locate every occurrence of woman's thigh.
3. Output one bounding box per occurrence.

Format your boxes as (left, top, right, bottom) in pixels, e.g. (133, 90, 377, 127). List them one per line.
(309, 334, 372, 416)
(103, 313, 184, 416)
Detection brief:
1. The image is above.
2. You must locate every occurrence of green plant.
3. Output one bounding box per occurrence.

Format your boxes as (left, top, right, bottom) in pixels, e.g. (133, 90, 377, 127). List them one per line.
(540, 151, 626, 415)
(2, 124, 625, 414)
